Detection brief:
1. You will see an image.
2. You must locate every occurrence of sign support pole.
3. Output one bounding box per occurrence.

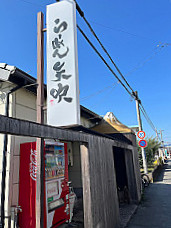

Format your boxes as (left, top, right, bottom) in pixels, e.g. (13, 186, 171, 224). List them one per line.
(135, 91, 148, 174)
(36, 11, 45, 228)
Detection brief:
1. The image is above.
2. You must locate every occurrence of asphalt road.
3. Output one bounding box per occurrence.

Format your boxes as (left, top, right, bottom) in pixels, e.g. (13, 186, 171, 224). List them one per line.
(127, 160, 171, 228)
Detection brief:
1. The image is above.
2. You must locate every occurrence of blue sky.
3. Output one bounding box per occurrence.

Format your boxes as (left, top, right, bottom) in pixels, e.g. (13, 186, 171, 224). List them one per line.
(0, 0, 171, 143)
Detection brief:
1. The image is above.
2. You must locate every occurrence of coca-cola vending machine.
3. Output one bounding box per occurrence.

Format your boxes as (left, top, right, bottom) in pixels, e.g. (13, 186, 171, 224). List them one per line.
(19, 140, 70, 227)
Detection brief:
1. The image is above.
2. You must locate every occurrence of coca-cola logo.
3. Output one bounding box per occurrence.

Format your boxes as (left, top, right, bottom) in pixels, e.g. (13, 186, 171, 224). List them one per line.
(30, 149, 37, 181)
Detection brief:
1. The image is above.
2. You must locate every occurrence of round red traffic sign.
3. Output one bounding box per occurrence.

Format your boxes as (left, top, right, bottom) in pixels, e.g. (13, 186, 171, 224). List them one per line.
(137, 131, 146, 139)
(139, 139, 147, 148)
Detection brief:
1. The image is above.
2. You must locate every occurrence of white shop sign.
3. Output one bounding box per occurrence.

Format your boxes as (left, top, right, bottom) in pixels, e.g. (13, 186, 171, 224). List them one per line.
(46, 0, 80, 127)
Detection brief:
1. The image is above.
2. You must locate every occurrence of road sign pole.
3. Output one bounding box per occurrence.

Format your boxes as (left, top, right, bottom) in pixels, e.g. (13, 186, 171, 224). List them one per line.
(160, 129, 165, 157)
(135, 91, 148, 174)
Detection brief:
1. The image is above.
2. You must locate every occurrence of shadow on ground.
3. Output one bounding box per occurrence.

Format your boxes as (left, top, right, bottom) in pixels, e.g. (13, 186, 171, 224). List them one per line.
(126, 160, 171, 228)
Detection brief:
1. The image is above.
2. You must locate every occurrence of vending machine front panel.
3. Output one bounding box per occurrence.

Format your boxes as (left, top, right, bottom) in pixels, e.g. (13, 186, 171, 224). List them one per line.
(45, 142, 70, 227)
(19, 141, 69, 228)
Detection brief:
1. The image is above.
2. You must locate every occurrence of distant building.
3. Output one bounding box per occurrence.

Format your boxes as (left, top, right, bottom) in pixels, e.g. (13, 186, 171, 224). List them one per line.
(128, 125, 139, 134)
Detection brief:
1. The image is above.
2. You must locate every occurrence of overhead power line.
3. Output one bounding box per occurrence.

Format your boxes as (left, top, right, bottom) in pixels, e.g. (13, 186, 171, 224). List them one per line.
(89, 86, 115, 110)
(89, 20, 160, 43)
(4, 0, 162, 138)
(80, 83, 116, 101)
(139, 106, 155, 132)
(140, 104, 156, 131)
(126, 44, 166, 77)
(74, 0, 161, 136)
(77, 22, 159, 136)
(139, 104, 162, 142)
(77, 25, 134, 98)
(74, 0, 135, 94)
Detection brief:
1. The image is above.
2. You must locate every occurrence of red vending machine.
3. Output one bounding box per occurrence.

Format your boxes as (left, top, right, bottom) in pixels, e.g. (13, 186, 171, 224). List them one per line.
(19, 140, 70, 228)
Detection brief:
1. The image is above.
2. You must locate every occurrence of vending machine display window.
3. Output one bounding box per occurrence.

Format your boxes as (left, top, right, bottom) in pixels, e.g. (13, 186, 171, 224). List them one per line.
(45, 144, 65, 179)
(45, 142, 70, 227)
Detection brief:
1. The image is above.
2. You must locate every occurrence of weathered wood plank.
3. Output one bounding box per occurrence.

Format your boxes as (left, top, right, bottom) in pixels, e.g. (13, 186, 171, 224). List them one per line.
(131, 146, 142, 201)
(89, 136, 101, 227)
(0, 114, 134, 149)
(80, 143, 93, 228)
(0, 115, 134, 153)
(87, 136, 120, 228)
(0, 114, 88, 142)
(0, 114, 140, 228)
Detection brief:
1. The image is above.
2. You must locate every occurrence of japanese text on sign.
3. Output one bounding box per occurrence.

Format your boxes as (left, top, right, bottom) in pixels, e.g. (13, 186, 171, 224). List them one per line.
(50, 18, 73, 103)
(47, 1, 80, 127)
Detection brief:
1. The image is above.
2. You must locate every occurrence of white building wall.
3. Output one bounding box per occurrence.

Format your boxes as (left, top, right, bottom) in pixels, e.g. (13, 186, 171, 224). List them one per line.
(0, 81, 14, 225)
(0, 83, 38, 225)
(0, 81, 95, 225)
(9, 88, 37, 212)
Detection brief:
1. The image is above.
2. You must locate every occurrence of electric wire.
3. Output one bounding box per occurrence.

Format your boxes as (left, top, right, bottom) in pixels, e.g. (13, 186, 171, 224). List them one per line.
(140, 104, 156, 131)
(21, 0, 161, 139)
(77, 23, 160, 136)
(1, 0, 163, 139)
(139, 105, 162, 142)
(74, 0, 135, 94)
(126, 45, 165, 77)
(89, 20, 160, 43)
(80, 83, 116, 101)
(77, 25, 134, 98)
(80, 44, 165, 102)
(77, 25, 160, 137)
(89, 86, 115, 110)
(140, 106, 155, 130)
(139, 106, 156, 131)
(74, 0, 162, 137)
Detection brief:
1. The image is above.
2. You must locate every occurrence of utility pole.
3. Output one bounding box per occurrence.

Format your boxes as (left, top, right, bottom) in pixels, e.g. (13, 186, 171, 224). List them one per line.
(134, 91, 148, 174)
(160, 129, 165, 157)
(155, 129, 159, 141)
(36, 11, 45, 228)
(160, 129, 164, 142)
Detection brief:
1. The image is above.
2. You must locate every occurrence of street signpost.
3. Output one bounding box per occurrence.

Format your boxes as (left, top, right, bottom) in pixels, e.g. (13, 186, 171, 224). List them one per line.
(137, 130, 147, 148)
(137, 130, 146, 139)
(139, 139, 147, 148)
(135, 91, 148, 174)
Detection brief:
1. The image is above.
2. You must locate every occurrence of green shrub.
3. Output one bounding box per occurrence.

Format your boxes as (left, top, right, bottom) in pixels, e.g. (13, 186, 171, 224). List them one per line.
(137, 137, 161, 167)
